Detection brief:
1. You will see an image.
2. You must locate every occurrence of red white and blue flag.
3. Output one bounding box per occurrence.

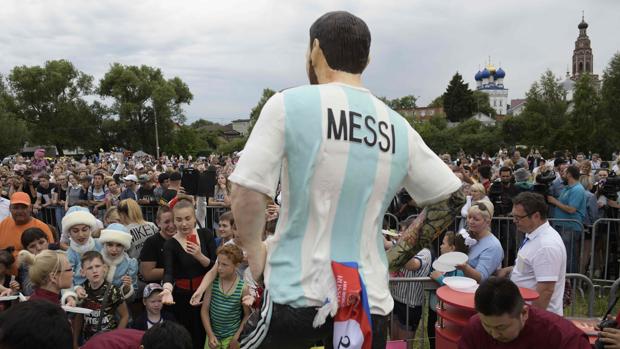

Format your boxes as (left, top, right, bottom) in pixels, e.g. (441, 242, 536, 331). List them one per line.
(331, 261, 373, 349)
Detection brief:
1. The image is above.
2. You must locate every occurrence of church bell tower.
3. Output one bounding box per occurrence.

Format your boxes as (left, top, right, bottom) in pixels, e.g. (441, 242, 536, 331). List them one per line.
(572, 14, 593, 78)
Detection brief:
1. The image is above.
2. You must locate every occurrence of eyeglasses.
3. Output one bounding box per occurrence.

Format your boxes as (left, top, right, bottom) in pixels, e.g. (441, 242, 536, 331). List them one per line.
(510, 212, 532, 222)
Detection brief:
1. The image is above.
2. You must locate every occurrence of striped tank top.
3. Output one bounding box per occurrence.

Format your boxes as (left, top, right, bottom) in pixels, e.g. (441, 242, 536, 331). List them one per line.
(209, 275, 244, 339)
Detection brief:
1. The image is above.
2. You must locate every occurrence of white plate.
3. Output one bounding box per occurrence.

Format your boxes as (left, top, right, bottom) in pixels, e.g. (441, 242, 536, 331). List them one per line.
(62, 306, 94, 315)
(437, 252, 469, 266)
(443, 276, 477, 292)
(0, 296, 18, 301)
(456, 284, 479, 294)
(432, 260, 456, 273)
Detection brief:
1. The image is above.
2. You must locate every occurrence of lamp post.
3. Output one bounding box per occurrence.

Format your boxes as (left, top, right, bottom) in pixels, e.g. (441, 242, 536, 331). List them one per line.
(153, 102, 160, 159)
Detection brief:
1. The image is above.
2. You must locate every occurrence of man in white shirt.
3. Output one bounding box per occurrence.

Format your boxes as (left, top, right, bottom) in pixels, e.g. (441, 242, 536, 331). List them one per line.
(497, 192, 566, 315)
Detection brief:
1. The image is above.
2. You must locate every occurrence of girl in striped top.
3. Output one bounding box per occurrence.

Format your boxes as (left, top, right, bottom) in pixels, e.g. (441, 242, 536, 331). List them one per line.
(201, 244, 250, 349)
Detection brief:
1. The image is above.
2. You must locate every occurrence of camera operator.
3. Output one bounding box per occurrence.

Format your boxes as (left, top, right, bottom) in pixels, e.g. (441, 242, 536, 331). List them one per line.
(488, 167, 519, 216)
(488, 166, 520, 263)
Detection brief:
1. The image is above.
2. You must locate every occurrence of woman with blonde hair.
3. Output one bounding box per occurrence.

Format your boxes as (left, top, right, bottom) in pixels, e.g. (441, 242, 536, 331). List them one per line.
(18, 250, 76, 305)
(456, 201, 503, 283)
(459, 183, 491, 230)
(117, 199, 158, 259)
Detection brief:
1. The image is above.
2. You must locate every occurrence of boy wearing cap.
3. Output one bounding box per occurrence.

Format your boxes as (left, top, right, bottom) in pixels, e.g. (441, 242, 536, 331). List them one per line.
(120, 175, 139, 201)
(131, 283, 176, 331)
(98, 223, 138, 300)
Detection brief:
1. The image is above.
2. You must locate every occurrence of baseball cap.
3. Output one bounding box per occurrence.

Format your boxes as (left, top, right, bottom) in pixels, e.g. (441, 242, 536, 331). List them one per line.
(138, 174, 150, 183)
(123, 174, 138, 182)
(143, 283, 164, 298)
(10, 192, 31, 206)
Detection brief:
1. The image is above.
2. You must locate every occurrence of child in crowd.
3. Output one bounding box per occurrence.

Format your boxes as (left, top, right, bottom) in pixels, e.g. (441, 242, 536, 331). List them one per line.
(73, 251, 129, 343)
(130, 283, 176, 331)
(215, 211, 234, 248)
(98, 223, 138, 300)
(190, 212, 249, 306)
(17, 228, 49, 296)
(78, 176, 91, 207)
(0, 248, 19, 302)
(201, 244, 250, 349)
(103, 206, 121, 227)
(62, 209, 101, 286)
(389, 217, 433, 343)
(427, 230, 470, 348)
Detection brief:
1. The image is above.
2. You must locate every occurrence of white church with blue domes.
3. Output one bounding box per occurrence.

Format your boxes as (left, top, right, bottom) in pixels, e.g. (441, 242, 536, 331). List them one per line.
(474, 63, 509, 115)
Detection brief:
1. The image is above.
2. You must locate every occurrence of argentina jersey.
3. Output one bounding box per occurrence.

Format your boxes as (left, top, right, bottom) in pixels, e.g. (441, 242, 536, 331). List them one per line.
(229, 82, 461, 315)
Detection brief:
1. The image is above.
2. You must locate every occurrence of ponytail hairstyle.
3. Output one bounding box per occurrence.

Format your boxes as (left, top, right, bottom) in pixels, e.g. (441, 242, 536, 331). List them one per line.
(19, 250, 66, 287)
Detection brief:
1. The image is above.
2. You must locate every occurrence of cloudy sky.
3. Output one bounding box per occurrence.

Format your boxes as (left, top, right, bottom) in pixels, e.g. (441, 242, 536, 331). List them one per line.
(1, 0, 619, 124)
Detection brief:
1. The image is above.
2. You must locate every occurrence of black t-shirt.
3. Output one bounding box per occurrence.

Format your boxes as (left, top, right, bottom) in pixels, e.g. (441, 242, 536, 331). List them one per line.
(79, 188, 89, 201)
(137, 186, 156, 205)
(163, 228, 217, 285)
(52, 186, 67, 202)
(36, 184, 55, 205)
(139, 233, 167, 270)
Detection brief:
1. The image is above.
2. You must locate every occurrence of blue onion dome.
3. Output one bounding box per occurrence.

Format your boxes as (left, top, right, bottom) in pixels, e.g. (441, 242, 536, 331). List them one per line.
(475, 71, 483, 81)
(480, 68, 491, 79)
(495, 67, 505, 78)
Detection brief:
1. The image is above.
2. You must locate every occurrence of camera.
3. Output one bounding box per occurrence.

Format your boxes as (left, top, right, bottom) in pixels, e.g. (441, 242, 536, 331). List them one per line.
(594, 295, 620, 348)
(532, 169, 556, 197)
(594, 319, 618, 348)
(600, 171, 620, 201)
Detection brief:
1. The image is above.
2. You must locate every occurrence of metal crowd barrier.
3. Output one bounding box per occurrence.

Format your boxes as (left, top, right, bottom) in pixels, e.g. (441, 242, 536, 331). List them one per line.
(590, 218, 620, 284)
(388, 277, 436, 348)
(565, 273, 595, 318)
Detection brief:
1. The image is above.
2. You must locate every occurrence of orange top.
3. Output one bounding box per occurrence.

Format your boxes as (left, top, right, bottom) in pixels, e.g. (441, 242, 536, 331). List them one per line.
(0, 217, 55, 275)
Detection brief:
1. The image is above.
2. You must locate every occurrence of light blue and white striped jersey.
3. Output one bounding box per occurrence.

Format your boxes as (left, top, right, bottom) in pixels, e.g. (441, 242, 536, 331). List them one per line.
(229, 82, 461, 315)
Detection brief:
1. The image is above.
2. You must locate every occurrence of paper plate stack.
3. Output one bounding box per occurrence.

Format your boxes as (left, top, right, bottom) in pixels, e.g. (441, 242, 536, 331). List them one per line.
(443, 276, 478, 293)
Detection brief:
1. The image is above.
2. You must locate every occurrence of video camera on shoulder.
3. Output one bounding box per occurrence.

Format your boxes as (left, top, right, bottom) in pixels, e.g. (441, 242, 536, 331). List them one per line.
(532, 169, 556, 197)
(600, 171, 620, 201)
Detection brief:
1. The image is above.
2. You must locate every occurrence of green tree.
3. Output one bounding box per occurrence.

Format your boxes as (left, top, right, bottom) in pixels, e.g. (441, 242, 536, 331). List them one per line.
(98, 63, 193, 153)
(427, 95, 443, 108)
(568, 73, 599, 152)
(442, 73, 475, 122)
(7, 60, 100, 154)
(248, 88, 276, 135)
(506, 70, 568, 151)
(598, 53, 620, 156)
(472, 90, 496, 117)
(0, 76, 29, 156)
(378, 95, 417, 110)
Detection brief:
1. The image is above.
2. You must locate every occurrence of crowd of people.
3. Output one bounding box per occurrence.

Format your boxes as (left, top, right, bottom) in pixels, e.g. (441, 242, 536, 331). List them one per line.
(1, 10, 620, 349)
